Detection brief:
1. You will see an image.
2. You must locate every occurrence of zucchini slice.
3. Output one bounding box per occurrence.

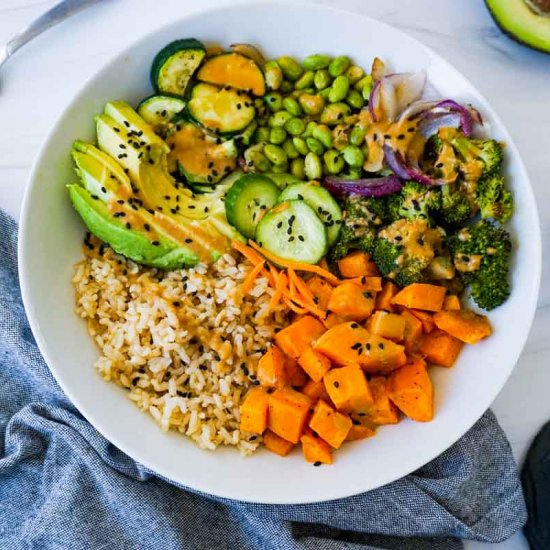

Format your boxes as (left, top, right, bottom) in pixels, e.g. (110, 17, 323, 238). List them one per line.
(197, 52, 266, 96)
(255, 200, 328, 264)
(263, 173, 304, 189)
(225, 174, 281, 238)
(137, 95, 186, 134)
(151, 39, 206, 96)
(188, 83, 255, 133)
(167, 122, 238, 184)
(279, 182, 342, 246)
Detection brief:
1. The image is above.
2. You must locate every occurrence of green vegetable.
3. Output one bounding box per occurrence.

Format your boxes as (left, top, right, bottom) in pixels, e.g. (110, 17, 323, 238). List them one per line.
(323, 150, 345, 175)
(284, 117, 306, 137)
(312, 124, 333, 149)
(269, 110, 293, 128)
(298, 93, 325, 115)
(439, 182, 474, 227)
(303, 54, 332, 71)
(304, 152, 322, 180)
(328, 75, 350, 103)
(341, 144, 364, 168)
(282, 96, 303, 116)
(386, 181, 441, 222)
(264, 144, 288, 166)
(244, 144, 271, 172)
(304, 120, 318, 137)
(269, 127, 287, 145)
(345, 65, 365, 85)
(295, 70, 315, 90)
(476, 174, 513, 222)
(320, 102, 351, 125)
(447, 220, 511, 310)
(353, 74, 372, 91)
(349, 124, 367, 146)
(271, 162, 290, 174)
(277, 56, 303, 81)
(314, 69, 332, 90)
(292, 137, 309, 156)
(265, 92, 283, 112)
(451, 136, 504, 179)
(306, 137, 325, 156)
(290, 158, 305, 179)
(346, 89, 364, 110)
(283, 139, 300, 159)
(137, 95, 186, 134)
(254, 126, 270, 143)
(328, 55, 351, 77)
(264, 60, 283, 91)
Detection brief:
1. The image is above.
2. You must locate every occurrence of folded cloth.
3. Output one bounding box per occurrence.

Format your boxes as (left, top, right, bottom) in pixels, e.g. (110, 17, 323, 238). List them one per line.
(0, 209, 526, 550)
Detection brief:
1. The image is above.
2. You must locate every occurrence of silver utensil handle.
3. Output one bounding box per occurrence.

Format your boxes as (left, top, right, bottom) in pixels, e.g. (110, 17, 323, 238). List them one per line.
(5, 0, 101, 60)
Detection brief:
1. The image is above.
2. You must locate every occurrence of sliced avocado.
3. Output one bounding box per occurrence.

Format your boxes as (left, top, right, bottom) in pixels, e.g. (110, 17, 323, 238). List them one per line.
(485, 0, 550, 53)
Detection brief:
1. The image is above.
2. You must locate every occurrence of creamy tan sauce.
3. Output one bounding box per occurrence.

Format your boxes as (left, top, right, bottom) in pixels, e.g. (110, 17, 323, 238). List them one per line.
(454, 253, 482, 273)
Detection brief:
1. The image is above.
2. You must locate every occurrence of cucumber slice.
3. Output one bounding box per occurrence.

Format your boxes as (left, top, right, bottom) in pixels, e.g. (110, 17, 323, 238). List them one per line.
(137, 95, 186, 134)
(255, 200, 328, 264)
(225, 174, 280, 238)
(151, 39, 206, 96)
(279, 183, 342, 247)
(188, 83, 255, 134)
(263, 173, 304, 189)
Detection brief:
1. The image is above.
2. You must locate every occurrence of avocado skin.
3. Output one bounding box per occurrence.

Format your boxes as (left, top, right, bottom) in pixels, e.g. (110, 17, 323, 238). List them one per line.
(484, 0, 550, 54)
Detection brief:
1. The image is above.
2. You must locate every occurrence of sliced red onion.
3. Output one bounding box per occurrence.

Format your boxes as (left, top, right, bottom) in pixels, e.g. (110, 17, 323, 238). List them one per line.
(397, 100, 440, 125)
(395, 71, 426, 114)
(418, 112, 461, 138)
(432, 100, 474, 136)
(470, 106, 483, 126)
(368, 79, 382, 120)
(383, 144, 446, 187)
(323, 175, 403, 197)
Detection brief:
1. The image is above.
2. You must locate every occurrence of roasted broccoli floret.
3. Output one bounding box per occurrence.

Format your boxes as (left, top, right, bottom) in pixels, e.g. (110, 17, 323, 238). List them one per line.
(386, 182, 441, 222)
(438, 182, 474, 228)
(329, 223, 376, 261)
(451, 136, 504, 180)
(373, 218, 445, 287)
(475, 174, 513, 222)
(447, 220, 511, 310)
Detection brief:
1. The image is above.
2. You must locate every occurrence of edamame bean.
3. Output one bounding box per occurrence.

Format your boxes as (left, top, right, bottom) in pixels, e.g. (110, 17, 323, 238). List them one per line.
(349, 125, 367, 146)
(271, 162, 289, 174)
(269, 127, 287, 145)
(318, 88, 331, 101)
(290, 157, 305, 179)
(304, 152, 322, 180)
(264, 92, 283, 112)
(312, 124, 333, 149)
(346, 89, 364, 110)
(298, 93, 325, 115)
(304, 120, 318, 138)
(328, 55, 351, 77)
(268, 110, 293, 128)
(264, 60, 283, 91)
(362, 81, 374, 101)
(320, 102, 351, 126)
(302, 53, 331, 71)
(345, 65, 365, 85)
(280, 80, 294, 93)
(283, 139, 299, 159)
(277, 56, 303, 81)
(292, 137, 309, 156)
(264, 144, 288, 166)
(323, 149, 345, 174)
(306, 137, 325, 155)
(254, 126, 270, 143)
(282, 96, 302, 116)
(314, 69, 332, 90)
(294, 70, 315, 90)
(328, 75, 350, 103)
(342, 144, 365, 168)
(244, 147, 271, 172)
(284, 117, 306, 137)
(346, 168, 363, 179)
(354, 74, 373, 92)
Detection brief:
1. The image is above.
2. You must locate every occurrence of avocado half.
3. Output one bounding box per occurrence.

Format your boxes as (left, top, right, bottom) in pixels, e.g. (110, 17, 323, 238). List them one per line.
(485, 0, 550, 54)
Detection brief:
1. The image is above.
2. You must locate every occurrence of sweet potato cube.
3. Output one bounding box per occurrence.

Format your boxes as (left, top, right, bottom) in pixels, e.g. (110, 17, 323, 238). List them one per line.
(376, 281, 399, 311)
(307, 276, 334, 310)
(367, 311, 406, 342)
(401, 310, 424, 352)
(433, 310, 492, 344)
(274, 315, 326, 359)
(267, 387, 313, 443)
(346, 423, 376, 441)
(419, 329, 463, 368)
(301, 378, 331, 402)
(298, 347, 332, 382)
(240, 387, 269, 434)
(337, 251, 379, 278)
(314, 322, 370, 366)
(323, 313, 345, 329)
(323, 364, 373, 414)
(391, 283, 446, 312)
(300, 429, 333, 464)
(328, 282, 375, 321)
(409, 309, 435, 333)
(284, 356, 308, 387)
(309, 399, 352, 449)
(387, 358, 434, 422)
(257, 346, 288, 388)
(443, 295, 461, 310)
(264, 430, 295, 457)
(345, 276, 383, 292)
(364, 376, 399, 425)
(361, 334, 408, 375)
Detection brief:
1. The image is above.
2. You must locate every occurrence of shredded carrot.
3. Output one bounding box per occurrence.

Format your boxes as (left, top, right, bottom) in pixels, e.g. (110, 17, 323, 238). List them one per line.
(242, 261, 267, 295)
(231, 240, 265, 265)
(290, 294, 326, 320)
(282, 295, 308, 315)
(269, 272, 288, 311)
(288, 269, 316, 307)
(248, 241, 338, 284)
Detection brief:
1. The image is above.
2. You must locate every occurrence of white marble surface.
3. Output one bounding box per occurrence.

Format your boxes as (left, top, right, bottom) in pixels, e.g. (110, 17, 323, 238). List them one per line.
(1, 0, 548, 547)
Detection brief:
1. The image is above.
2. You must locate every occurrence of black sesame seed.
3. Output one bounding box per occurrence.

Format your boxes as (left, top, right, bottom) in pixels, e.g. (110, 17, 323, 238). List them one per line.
(288, 236, 295, 242)
(253, 380, 261, 386)
(397, 134, 405, 140)
(151, 240, 160, 246)
(408, 127, 416, 133)
(383, 134, 391, 139)
(378, 342, 384, 350)
(313, 461, 322, 467)
(185, 238, 193, 244)
(117, 199, 124, 204)
(435, 162, 444, 169)
(276, 221, 283, 229)
(333, 381, 339, 388)
(114, 127, 120, 133)
(148, 159, 154, 165)
(298, 235, 305, 242)
(125, 222, 131, 229)
(350, 323, 359, 329)
(352, 419, 360, 426)
(366, 343, 371, 351)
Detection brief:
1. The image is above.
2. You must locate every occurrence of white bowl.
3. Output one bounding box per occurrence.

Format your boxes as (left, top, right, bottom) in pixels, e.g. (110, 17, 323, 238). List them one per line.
(18, 2, 541, 504)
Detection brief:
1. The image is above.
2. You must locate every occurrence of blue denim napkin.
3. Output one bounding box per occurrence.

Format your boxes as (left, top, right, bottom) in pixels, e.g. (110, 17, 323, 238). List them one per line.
(0, 208, 526, 550)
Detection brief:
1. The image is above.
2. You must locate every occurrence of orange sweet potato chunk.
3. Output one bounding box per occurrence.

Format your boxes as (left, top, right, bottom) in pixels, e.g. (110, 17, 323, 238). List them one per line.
(267, 387, 312, 443)
(346, 423, 376, 441)
(328, 282, 376, 321)
(323, 364, 373, 414)
(301, 429, 333, 464)
(443, 295, 461, 310)
(387, 357, 434, 422)
(264, 430, 295, 457)
(257, 346, 288, 388)
(337, 251, 379, 278)
(314, 322, 370, 366)
(401, 310, 424, 352)
(419, 329, 463, 368)
(298, 347, 332, 382)
(367, 311, 406, 342)
(361, 334, 408, 375)
(364, 376, 399, 425)
(344, 276, 383, 292)
(433, 310, 492, 344)
(409, 309, 435, 333)
(240, 387, 269, 434)
(274, 315, 326, 359)
(376, 281, 399, 311)
(301, 378, 331, 402)
(391, 283, 446, 312)
(323, 313, 345, 329)
(307, 276, 334, 310)
(284, 356, 308, 388)
(309, 399, 352, 449)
